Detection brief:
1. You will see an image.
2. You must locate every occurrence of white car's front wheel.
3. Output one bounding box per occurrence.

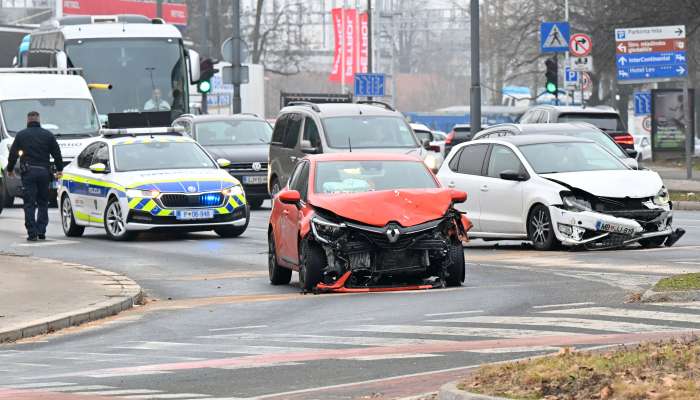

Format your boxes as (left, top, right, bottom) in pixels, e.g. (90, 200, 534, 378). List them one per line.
(104, 197, 133, 241)
(61, 195, 84, 237)
(528, 204, 558, 251)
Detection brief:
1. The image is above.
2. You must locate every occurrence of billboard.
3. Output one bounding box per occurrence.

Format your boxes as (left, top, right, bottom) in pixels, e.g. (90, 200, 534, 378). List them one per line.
(651, 88, 694, 158)
(63, 0, 188, 25)
(329, 8, 368, 82)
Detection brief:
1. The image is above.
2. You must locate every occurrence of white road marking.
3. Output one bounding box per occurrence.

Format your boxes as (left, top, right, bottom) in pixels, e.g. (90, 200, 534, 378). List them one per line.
(342, 353, 442, 361)
(114, 341, 198, 350)
(200, 333, 455, 347)
(14, 239, 77, 247)
(424, 310, 483, 317)
(429, 316, 679, 333)
(6, 382, 75, 389)
(121, 394, 209, 399)
(217, 362, 302, 370)
(345, 325, 584, 338)
(464, 346, 560, 354)
(74, 389, 162, 395)
(85, 370, 171, 378)
(652, 303, 700, 310)
(211, 345, 315, 355)
(532, 302, 596, 309)
(541, 307, 700, 324)
(208, 325, 268, 332)
(36, 385, 115, 392)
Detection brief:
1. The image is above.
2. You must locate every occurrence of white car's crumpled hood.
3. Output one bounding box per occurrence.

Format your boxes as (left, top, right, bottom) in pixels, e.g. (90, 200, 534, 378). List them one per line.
(542, 170, 664, 198)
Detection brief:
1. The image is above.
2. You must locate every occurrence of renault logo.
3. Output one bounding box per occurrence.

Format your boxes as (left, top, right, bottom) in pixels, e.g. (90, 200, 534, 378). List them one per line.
(385, 225, 401, 243)
(252, 162, 262, 171)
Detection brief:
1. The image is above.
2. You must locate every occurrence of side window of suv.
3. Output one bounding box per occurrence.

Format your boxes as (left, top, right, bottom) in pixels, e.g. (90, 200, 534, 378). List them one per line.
(283, 114, 302, 149)
(271, 114, 289, 145)
(77, 142, 101, 169)
(302, 117, 322, 149)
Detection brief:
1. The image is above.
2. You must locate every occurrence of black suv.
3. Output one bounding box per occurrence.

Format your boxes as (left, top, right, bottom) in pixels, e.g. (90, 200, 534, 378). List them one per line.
(519, 105, 634, 151)
(173, 114, 272, 209)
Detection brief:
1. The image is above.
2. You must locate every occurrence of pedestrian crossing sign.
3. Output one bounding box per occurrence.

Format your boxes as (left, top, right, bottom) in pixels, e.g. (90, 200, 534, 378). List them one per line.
(541, 22, 570, 53)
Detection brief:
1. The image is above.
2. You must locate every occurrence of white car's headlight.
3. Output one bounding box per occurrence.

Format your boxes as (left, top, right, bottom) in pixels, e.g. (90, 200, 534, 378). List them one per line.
(222, 185, 245, 197)
(126, 189, 160, 198)
(653, 187, 670, 205)
(561, 193, 592, 212)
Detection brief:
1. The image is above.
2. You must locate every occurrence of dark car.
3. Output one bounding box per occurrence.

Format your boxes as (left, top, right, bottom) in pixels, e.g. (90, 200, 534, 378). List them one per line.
(519, 105, 634, 151)
(445, 124, 472, 156)
(173, 114, 272, 209)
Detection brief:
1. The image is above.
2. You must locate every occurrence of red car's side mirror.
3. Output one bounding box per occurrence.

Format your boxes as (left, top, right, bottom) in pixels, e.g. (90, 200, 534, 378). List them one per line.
(278, 189, 301, 205)
(450, 189, 467, 204)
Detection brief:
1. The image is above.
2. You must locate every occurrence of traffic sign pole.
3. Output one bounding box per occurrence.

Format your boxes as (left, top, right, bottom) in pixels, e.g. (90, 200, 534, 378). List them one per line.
(685, 81, 693, 179)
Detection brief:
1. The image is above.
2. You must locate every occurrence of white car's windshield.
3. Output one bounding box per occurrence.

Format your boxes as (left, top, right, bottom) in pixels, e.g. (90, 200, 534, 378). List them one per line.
(519, 142, 628, 174)
(315, 160, 437, 194)
(195, 120, 272, 146)
(322, 116, 418, 149)
(114, 142, 216, 172)
(1, 99, 100, 137)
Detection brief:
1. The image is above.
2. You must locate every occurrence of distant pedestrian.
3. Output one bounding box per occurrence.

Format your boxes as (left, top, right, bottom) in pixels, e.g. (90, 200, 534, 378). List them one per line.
(7, 111, 63, 241)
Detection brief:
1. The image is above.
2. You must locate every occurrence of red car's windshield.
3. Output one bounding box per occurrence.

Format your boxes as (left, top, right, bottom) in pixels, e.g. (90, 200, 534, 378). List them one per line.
(314, 160, 438, 194)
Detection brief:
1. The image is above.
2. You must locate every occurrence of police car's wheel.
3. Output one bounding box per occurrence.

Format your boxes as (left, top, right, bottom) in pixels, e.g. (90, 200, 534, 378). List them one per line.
(61, 195, 84, 237)
(104, 197, 133, 241)
(1, 178, 12, 208)
(214, 206, 250, 238)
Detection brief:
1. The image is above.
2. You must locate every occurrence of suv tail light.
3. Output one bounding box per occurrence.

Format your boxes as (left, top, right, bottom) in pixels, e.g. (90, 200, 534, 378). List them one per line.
(446, 131, 454, 145)
(614, 133, 635, 146)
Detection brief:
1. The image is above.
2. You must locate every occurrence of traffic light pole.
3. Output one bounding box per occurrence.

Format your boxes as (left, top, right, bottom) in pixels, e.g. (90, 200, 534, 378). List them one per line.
(470, 0, 481, 134)
(200, 0, 209, 115)
(231, 0, 242, 114)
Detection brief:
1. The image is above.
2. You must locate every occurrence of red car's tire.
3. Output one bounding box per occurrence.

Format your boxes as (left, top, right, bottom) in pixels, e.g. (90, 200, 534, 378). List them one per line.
(299, 240, 325, 291)
(268, 231, 292, 285)
(446, 242, 465, 287)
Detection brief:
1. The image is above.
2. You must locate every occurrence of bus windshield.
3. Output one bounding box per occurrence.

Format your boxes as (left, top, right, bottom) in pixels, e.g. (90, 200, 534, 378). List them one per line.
(65, 38, 188, 121)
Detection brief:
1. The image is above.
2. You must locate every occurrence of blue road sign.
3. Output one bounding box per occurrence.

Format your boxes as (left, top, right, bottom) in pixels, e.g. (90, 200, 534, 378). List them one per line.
(564, 67, 579, 85)
(616, 51, 687, 68)
(615, 25, 687, 83)
(617, 64, 687, 81)
(634, 92, 651, 116)
(354, 73, 385, 97)
(540, 22, 570, 53)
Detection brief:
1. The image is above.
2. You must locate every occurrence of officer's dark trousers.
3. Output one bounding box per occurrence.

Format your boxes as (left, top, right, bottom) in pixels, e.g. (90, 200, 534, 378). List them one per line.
(21, 167, 50, 237)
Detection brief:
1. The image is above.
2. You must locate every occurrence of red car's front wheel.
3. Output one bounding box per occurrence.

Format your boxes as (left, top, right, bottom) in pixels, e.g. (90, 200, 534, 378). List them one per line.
(268, 231, 292, 285)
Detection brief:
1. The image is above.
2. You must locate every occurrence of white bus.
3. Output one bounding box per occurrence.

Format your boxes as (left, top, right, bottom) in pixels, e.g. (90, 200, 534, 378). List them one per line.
(23, 15, 201, 125)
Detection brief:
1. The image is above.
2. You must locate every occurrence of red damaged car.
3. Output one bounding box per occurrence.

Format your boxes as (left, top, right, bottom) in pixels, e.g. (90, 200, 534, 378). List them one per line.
(267, 153, 472, 293)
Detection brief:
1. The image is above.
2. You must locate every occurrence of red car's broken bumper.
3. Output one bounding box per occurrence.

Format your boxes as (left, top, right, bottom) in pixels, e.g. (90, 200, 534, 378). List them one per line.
(314, 271, 438, 293)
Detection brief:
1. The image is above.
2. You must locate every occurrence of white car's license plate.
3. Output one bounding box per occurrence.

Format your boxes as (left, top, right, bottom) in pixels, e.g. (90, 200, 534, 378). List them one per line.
(597, 221, 635, 235)
(243, 175, 267, 185)
(175, 209, 215, 221)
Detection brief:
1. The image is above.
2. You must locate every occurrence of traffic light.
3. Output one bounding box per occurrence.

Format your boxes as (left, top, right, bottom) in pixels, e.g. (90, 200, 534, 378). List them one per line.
(545, 57, 558, 95)
(197, 58, 219, 94)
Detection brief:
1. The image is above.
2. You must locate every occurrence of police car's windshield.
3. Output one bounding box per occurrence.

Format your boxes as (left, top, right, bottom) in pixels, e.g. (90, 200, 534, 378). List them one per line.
(1, 99, 100, 137)
(114, 142, 216, 172)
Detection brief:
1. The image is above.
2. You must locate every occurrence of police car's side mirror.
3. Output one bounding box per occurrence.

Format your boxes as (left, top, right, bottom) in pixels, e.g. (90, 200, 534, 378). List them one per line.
(89, 163, 108, 174)
(217, 158, 231, 168)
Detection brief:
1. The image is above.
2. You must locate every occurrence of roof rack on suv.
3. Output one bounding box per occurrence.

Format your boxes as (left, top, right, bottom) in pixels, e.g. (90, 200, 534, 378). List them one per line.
(355, 100, 396, 111)
(287, 101, 321, 112)
(101, 127, 185, 138)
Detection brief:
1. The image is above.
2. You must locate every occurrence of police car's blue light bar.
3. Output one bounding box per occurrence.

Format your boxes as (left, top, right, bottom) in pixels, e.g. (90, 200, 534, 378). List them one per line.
(101, 127, 186, 138)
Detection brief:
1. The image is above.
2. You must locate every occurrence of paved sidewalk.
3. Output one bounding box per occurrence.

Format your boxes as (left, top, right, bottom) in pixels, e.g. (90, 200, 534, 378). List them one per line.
(645, 163, 700, 192)
(0, 253, 142, 342)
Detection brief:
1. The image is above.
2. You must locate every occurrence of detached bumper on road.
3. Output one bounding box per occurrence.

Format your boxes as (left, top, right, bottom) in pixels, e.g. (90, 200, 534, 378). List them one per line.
(548, 205, 675, 248)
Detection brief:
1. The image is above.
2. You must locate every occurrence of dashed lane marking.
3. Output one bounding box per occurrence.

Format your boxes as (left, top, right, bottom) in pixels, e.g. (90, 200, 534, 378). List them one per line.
(73, 389, 161, 396)
(541, 307, 700, 324)
(424, 310, 483, 317)
(465, 346, 559, 354)
(343, 353, 442, 361)
(208, 325, 268, 332)
(344, 325, 586, 338)
(428, 316, 681, 333)
(36, 385, 115, 392)
(121, 394, 210, 399)
(5, 383, 75, 389)
(532, 302, 596, 309)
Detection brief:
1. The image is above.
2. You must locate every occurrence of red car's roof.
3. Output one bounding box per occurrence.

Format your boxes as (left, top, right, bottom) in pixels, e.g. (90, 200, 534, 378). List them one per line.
(306, 152, 422, 162)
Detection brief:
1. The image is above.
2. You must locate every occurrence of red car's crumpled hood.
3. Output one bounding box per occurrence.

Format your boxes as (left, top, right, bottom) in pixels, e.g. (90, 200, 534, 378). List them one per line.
(309, 189, 453, 227)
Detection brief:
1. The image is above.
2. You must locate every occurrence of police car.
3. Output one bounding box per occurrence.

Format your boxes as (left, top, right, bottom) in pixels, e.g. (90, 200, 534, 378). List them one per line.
(58, 127, 249, 240)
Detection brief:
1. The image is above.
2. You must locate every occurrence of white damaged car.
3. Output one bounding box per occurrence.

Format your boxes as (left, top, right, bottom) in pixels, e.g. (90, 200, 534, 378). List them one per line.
(437, 135, 684, 250)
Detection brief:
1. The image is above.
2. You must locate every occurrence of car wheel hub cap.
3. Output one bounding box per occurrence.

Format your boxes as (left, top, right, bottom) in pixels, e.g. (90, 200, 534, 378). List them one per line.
(62, 199, 71, 230)
(107, 203, 125, 236)
(531, 210, 550, 244)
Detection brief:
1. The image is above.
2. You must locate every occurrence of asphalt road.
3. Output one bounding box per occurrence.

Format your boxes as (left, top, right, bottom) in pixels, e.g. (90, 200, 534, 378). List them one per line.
(2, 203, 700, 399)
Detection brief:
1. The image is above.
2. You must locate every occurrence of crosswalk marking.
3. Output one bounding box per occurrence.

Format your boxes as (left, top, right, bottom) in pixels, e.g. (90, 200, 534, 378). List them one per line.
(85, 370, 171, 378)
(532, 302, 596, 309)
(345, 325, 584, 338)
(114, 341, 198, 350)
(465, 346, 560, 354)
(424, 310, 483, 317)
(428, 316, 680, 333)
(37, 385, 115, 392)
(343, 353, 442, 361)
(201, 333, 455, 347)
(541, 307, 700, 324)
(6, 382, 76, 389)
(653, 303, 700, 310)
(121, 394, 209, 399)
(74, 389, 162, 395)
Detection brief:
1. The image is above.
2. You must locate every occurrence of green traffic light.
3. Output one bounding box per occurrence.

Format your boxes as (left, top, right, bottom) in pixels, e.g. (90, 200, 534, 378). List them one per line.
(546, 82, 557, 94)
(198, 80, 212, 94)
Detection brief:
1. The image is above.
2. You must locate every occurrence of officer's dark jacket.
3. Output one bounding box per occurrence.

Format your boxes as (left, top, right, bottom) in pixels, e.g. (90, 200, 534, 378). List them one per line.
(7, 122, 64, 172)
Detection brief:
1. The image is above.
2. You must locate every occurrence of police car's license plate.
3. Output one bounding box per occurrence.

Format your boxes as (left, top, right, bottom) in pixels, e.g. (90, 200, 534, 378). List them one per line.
(596, 221, 635, 235)
(243, 175, 267, 185)
(175, 209, 214, 221)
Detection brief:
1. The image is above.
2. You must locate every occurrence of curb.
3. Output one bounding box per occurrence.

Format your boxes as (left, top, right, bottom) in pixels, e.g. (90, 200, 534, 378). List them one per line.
(438, 381, 506, 400)
(674, 201, 700, 211)
(642, 287, 700, 303)
(0, 258, 143, 343)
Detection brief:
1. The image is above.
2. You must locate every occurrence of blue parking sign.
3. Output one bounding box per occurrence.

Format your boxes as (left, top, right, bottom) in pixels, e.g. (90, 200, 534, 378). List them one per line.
(354, 73, 386, 97)
(540, 22, 570, 53)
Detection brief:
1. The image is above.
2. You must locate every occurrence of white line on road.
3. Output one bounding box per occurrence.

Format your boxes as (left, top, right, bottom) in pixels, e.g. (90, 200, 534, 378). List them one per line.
(85, 370, 171, 378)
(342, 353, 442, 361)
(114, 341, 198, 350)
(36, 385, 115, 392)
(428, 316, 680, 333)
(200, 333, 456, 347)
(533, 302, 596, 309)
(424, 310, 484, 317)
(121, 394, 210, 399)
(345, 325, 585, 338)
(208, 325, 268, 332)
(6, 382, 75, 389)
(541, 307, 700, 324)
(13, 240, 77, 247)
(73, 389, 162, 396)
(464, 346, 559, 354)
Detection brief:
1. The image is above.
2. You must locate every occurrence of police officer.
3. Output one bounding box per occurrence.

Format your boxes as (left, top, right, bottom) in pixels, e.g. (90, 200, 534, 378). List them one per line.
(7, 111, 63, 241)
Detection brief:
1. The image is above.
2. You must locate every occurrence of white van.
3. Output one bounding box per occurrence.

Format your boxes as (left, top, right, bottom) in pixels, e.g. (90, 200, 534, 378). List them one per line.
(0, 69, 100, 211)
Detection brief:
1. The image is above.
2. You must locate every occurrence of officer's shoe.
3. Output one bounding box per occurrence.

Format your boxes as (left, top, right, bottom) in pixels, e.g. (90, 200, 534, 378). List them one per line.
(38, 235, 46, 240)
(27, 236, 38, 242)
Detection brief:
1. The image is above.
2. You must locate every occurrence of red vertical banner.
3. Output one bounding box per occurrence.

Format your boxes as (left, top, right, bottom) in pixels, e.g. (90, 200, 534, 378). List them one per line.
(329, 8, 343, 82)
(343, 8, 357, 82)
(359, 12, 368, 73)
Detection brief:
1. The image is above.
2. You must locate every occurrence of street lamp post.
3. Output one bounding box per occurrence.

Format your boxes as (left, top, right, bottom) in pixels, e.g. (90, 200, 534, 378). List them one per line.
(470, 0, 481, 133)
